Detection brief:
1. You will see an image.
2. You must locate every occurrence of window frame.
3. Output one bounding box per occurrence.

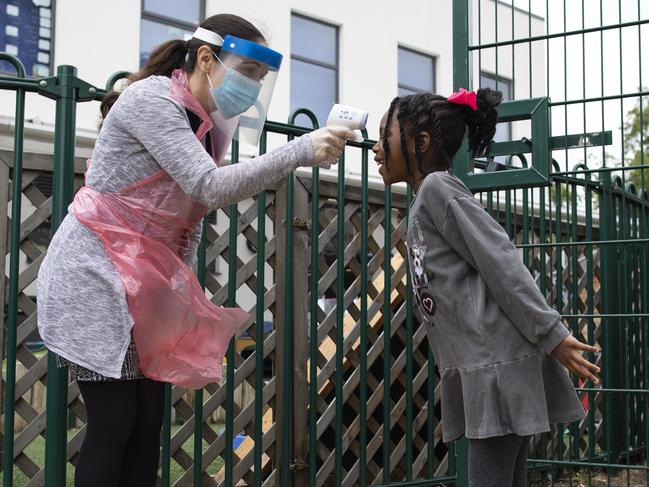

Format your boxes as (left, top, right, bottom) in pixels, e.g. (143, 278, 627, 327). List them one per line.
(141, 0, 205, 30)
(290, 12, 340, 123)
(479, 71, 513, 141)
(140, 0, 205, 66)
(397, 45, 436, 95)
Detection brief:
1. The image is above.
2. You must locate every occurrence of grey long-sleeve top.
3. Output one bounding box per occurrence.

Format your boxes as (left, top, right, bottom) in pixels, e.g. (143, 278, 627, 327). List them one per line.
(37, 75, 314, 378)
(408, 171, 584, 441)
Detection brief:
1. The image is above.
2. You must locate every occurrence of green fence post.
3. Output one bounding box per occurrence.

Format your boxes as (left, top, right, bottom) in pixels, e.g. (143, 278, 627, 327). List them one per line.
(161, 385, 172, 487)
(599, 173, 624, 464)
(452, 0, 471, 179)
(452, 3, 471, 484)
(254, 132, 268, 487)
(455, 437, 469, 487)
(225, 139, 239, 487)
(44, 65, 79, 487)
(2, 53, 26, 487)
(193, 218, 208, 487)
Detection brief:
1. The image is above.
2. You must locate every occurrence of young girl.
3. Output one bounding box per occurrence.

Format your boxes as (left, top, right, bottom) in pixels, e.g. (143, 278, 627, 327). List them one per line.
(372, 89, 600, 487)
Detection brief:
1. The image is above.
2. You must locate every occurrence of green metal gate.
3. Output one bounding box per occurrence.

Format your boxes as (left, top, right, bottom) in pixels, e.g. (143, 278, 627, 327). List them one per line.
(453, 0, 649, 485)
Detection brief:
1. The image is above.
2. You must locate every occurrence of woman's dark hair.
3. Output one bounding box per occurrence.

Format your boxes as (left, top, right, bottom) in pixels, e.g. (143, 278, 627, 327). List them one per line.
(382, 88, 502, 173)
(100, 14, 264, 120)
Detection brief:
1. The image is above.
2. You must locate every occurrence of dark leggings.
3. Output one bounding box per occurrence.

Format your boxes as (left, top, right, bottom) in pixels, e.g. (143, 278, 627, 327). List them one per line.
(75, 379, 165, 487)
(468, 434, 531, 487)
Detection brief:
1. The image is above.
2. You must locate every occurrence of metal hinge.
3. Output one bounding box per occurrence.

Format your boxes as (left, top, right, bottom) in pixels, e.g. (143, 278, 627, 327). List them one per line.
(293, 218, 311, 231)
(289, 459, 308, 471)
(283, 217, 311, 231)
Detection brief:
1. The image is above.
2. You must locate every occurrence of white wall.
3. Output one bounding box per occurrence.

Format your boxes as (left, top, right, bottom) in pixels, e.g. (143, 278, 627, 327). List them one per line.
(211, 0, 454, 177)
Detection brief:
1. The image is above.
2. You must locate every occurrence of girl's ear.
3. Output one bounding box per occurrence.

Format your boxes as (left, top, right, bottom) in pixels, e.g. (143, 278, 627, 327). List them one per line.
(416, 131, 432, 154)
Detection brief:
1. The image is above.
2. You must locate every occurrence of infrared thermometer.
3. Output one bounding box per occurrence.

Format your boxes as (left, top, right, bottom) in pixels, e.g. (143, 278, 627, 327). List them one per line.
(327, 104, 368, 143)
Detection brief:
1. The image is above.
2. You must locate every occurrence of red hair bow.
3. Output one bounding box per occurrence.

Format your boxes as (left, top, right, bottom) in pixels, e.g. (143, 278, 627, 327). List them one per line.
(447, 88, 477, 111)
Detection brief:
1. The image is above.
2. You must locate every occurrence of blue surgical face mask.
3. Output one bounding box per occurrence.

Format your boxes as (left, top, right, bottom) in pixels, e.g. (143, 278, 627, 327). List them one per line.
(208, 58, 262, 119)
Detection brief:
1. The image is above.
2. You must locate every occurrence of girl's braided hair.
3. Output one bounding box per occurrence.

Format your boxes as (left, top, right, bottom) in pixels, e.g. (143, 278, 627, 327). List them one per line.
(382, 88, 503, 172)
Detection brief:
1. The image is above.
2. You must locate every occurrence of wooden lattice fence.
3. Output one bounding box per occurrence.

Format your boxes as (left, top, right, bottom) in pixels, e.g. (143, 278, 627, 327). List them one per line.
(0, 151, 634, 486)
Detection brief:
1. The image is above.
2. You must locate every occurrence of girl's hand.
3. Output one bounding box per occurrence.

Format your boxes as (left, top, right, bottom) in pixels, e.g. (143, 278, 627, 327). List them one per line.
(552, 335, 601, 384)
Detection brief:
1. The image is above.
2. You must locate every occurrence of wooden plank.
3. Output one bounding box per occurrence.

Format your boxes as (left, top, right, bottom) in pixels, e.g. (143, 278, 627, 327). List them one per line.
(0, 149, 87, 174)
(22, 182, 48, 207)
(273, 178, 289, 486)
(13, 451, 40, 479)
(13, 196, 52, 242)
(16, 311, 38, 346)
(14, 354, 47, 398)
(13, 409, 46, 459)
(20, 239, 44, 263)
(291, 178, 311, 486)
(13, 253, 44, 297)
(316, 208, 384, 296)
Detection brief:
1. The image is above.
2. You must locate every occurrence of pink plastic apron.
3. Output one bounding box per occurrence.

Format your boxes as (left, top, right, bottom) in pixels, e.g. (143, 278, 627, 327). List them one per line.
(72, 70, 248, 389)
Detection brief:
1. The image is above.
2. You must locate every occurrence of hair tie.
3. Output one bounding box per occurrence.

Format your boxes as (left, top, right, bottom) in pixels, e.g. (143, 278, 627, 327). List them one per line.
(447, 88, 477, 111)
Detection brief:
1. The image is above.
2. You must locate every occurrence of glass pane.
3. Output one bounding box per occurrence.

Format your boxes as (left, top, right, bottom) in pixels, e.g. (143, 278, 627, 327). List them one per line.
(140, 19, 193, 67)
(480, 74, 512, 145)
(398, 86, 421, 97)
(291, 15, 337, 65)
(480, 73, 511, 100)
(290, 59, 336, 128)
(144, 0, 201, 24)
(398, 48, 434, 93)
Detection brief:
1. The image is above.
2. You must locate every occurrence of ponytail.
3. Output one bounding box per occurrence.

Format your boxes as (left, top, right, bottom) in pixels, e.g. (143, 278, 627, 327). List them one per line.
(99, 39, 188, 121)
(465, 88, 502, 157)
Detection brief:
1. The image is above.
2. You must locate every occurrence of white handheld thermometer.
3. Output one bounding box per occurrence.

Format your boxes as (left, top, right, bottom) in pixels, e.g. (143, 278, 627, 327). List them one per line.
(327, 104, 368, 143)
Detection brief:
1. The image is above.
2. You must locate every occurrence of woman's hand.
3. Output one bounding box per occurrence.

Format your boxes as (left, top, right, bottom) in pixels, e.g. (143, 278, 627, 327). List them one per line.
(307, 126, 354, 169)
(552, 335, 601, 384)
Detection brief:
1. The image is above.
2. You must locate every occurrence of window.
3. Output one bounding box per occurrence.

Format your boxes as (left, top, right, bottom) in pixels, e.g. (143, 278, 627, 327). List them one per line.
(480, 72, 512, 143)
(290, 14, 338, 127)
(398, 47, 435, 96)
(0, 0, 54, 76)
(140, 0, 204, 67)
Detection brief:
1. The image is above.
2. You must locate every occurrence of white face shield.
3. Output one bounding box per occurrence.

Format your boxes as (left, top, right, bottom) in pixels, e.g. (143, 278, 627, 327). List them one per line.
(193, 27, 283, 147)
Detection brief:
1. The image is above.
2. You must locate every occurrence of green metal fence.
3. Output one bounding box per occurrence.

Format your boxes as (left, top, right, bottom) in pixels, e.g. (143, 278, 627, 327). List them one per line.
(454, 0, 649, 484)
(0, 54, 463, 486)
(1, 1, 648, 485)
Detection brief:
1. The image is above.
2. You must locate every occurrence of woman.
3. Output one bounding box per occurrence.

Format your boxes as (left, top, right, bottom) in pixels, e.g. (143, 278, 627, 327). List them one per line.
(37, 14, 350, 486)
